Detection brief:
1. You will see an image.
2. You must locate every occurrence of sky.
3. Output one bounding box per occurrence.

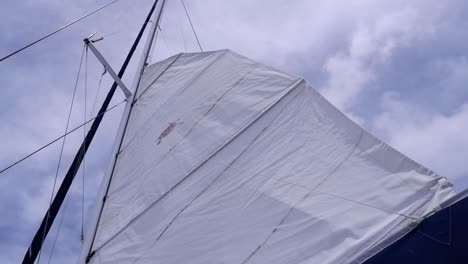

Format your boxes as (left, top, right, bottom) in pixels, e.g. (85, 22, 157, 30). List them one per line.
(1, 0, 468, 263)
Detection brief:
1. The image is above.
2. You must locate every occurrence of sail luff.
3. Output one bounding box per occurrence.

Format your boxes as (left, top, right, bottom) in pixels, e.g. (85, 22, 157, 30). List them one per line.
(22, 2, 163, 261)
(78, 0, 167, 262)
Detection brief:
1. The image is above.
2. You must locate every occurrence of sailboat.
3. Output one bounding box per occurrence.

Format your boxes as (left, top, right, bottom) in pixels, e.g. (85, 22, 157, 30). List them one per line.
(9, 0, 468, 263)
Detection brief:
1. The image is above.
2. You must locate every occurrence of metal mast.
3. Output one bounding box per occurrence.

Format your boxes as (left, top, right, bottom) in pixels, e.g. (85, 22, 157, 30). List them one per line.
(21, 1, 164, 264)
(79, 0, 168, 262)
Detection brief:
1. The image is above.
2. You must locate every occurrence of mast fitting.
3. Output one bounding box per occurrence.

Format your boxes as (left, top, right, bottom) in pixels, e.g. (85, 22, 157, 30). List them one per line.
(84, 37, 132, 98)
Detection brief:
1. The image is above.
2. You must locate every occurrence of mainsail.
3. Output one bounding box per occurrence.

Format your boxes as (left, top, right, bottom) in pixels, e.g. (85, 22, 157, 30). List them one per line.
(82, 50, 455, 263)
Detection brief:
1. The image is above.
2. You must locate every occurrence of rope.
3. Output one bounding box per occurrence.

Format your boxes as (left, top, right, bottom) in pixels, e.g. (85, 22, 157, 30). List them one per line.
(180, 0, 203, 52)
(36, 44, 86, 264)
(0, 0, 122, 63)
(0, 100, 126, 175)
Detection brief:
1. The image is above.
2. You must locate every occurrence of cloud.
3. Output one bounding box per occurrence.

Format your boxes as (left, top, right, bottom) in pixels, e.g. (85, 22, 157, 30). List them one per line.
(429, 57, 468, 110)
(320, 6, 434, 111)
(374, 92, 468, 189)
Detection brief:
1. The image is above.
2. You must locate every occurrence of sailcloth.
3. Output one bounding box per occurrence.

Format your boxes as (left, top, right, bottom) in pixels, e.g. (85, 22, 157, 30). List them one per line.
(84, 50, 455, 264)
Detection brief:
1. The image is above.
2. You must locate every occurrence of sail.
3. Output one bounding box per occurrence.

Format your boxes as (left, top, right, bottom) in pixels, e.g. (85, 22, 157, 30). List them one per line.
(84, 50, 455, 264)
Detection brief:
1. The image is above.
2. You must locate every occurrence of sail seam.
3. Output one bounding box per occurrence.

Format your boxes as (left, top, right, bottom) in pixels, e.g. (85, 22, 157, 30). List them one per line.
(241, 130, 365, 264)
(137, 52, 183, 99)
(119, 51, 227, 152)
(79, 1, 165, 261)
(176, 50, 229, 95)
(85, 52, 178, 259)
(107, 58, 256, 198)
(92, 77, 305, 253)
(131, 80, 303, 263)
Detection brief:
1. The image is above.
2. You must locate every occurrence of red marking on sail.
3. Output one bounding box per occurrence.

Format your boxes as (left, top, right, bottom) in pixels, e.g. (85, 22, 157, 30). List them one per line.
(157, 121, 183, 145)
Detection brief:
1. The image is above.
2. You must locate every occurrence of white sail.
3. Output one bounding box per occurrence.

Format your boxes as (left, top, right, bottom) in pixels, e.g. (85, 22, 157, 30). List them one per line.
(85, 50, 454, 264)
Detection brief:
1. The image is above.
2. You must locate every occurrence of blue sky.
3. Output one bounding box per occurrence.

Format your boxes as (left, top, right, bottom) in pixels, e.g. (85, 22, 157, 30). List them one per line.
(1, 0, 468, 262)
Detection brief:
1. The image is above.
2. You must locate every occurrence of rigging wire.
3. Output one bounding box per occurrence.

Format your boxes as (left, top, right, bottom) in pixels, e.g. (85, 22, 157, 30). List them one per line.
(112, 0, 139, 23)
(84, 2, 167, 259)
(147, 22, 159, 65)
(36, 44, 86, 264)
(46, 187, 72, 264)
(180, 0, 203, 52)
(90, 68, 107, 118)
(154, 24, 175, 55)
(45, 46, 90, 264)
(145, 0, 167, 66)
(0, 100, 126, 175)
(88, 2, 153, 101)
(177, 14, 188, 52)
(160, 31, 175, 55)
(46, 115, 90, 264)
(81, 47, 89, 243)
(22, 1, 162, 261)
(96, 0, 141, 41)
(97, 20, 153, 43)
(0, 0, 122, 63)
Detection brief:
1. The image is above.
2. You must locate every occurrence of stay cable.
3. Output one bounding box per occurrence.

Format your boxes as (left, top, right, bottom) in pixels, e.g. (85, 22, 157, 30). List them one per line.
(0, 0, 122, 63)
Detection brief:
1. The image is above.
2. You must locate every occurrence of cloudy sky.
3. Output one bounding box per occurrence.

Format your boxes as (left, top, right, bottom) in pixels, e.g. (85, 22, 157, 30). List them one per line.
(1, 0, 468, 262)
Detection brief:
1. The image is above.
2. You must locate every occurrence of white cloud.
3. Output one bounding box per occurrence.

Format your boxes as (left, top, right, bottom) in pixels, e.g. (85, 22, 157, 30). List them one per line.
(430, 57, 468, 109)
(311, 3, 468, 189)
(374, 92, 468, 189)
(320, 7, 434, 110)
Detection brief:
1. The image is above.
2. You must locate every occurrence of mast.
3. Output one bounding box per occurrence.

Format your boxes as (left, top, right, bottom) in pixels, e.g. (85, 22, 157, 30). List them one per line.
(21, 1, 164, 264)
(79, 0, 167, 262)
